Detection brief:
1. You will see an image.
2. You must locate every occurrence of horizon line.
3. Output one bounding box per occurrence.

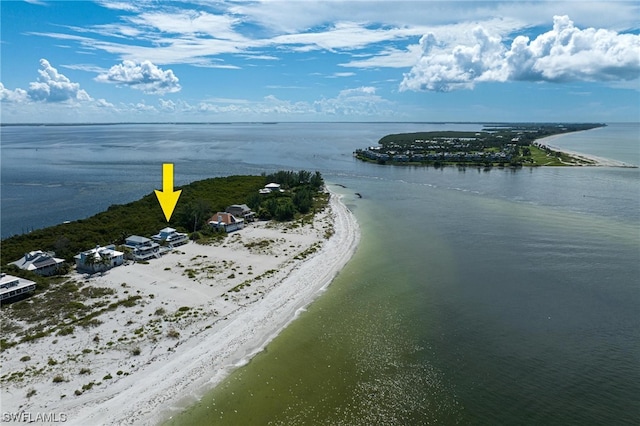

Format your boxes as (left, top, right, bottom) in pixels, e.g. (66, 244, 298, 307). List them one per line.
(2, 121, 625, 127)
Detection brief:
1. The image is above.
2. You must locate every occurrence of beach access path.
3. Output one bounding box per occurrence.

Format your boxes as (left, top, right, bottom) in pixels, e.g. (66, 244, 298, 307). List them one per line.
(0, 190, 360, 425)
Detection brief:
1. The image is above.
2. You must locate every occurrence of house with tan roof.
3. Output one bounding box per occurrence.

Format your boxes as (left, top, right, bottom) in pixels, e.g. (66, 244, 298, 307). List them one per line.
(208, 212, 244, 232)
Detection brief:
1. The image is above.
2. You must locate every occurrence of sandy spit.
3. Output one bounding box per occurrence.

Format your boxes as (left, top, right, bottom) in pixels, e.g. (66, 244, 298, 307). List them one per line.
(535, 133, 637, 168)
(0, 190, 360, 425)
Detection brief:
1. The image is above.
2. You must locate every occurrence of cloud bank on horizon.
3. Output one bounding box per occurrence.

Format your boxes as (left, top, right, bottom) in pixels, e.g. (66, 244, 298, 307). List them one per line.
(1, 1, 638, 122)
(401, 15, 640, 92)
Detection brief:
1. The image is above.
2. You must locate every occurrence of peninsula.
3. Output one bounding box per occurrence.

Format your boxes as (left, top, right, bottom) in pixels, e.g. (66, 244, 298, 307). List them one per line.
(355, 123, 609, 167)
(0, 172, 360, 425)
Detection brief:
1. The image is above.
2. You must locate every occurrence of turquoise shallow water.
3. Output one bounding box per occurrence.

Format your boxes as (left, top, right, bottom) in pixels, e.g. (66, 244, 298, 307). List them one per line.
(2, 123, 639, 424)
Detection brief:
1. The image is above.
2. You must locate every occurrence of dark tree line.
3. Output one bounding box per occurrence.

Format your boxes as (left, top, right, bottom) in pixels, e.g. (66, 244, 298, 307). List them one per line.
(1, 172, 327, 266)
(262, 170, 324, 190)
(247, 170, 325, 221)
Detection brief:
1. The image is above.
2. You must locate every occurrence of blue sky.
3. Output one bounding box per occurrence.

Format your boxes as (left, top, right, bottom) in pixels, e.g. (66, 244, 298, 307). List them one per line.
(1, 0, 639, 123)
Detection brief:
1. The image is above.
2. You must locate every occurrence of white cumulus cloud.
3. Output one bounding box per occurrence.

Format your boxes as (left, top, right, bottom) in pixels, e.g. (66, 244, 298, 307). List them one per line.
(96, 60, 181, 94)
(24, 59, 93, 102)
(0, 83, 29, 103)
(401, 15, 640, 92)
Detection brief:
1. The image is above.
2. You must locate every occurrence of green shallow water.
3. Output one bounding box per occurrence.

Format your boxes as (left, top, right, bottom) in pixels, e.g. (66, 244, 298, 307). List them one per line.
(164, 191, 465, 425)
(164, 178, 640, 425)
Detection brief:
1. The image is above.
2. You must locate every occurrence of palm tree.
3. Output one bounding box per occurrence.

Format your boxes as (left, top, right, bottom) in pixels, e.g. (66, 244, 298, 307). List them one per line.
(97, 253, 111, 275)
(82, 251, 97, 273)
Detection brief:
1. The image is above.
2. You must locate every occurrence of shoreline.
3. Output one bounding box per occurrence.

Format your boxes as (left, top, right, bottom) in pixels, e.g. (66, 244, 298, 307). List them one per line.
(534, 132, 638, 168)
(0, 189, 360, 425)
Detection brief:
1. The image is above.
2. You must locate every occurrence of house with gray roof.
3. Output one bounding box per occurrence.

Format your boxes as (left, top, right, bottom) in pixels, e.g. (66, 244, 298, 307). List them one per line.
(10, 251, 65, 276)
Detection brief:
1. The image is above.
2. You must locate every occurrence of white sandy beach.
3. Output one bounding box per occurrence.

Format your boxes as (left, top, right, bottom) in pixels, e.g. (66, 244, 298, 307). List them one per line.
(0, 190, 360, 425)
(535, 133, 637, 167)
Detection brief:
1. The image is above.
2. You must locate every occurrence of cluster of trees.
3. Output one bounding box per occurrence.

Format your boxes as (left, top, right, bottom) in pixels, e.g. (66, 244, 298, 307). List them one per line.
(246, 170, 325, 221)
(0, 175, 265, 264)
(1, 171, 326, 266)
(377, 124, 605, 151)
(262, 170, 324, 190)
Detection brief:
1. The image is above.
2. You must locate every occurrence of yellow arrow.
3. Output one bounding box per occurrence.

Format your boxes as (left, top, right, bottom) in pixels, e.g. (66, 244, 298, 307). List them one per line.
(154, 163, 182, 222)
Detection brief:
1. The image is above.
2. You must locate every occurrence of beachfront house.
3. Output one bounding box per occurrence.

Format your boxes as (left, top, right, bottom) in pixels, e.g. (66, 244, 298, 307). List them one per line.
(0, 273, 37, 302)
(124, 236, 161, 261)
(259, 183, 284, 194)
(10, 250, 65, 276)
(208, 212, 244, 233)
(225, 204, 256, 222)
(74, 245, 124, 273)
(152, 227, 189, 248)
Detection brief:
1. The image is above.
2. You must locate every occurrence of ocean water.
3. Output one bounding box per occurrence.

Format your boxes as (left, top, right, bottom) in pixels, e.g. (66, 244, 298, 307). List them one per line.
(1, 123, 639, 425)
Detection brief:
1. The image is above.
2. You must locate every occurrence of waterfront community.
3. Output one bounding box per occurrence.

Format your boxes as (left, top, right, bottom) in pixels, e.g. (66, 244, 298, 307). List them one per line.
(355, 123, 609, 167)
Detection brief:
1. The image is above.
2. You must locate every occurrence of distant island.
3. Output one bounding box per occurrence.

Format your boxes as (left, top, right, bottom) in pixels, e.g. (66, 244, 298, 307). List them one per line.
(355, 123, 606, 167)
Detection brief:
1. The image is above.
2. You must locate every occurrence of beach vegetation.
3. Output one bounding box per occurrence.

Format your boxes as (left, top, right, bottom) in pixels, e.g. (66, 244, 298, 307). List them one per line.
(167, 329, 180, 339)
(19, 355, 31, 362)
(131, 346, 141, 356)
(57, 326, 75, 336)
(52, 375, 65, 383)
(26, 388, 37, 398)
(79, 367, 91, 374)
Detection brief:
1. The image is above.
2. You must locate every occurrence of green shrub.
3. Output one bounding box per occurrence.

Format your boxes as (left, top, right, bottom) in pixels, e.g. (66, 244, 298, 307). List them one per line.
(57, 326, 75, 336)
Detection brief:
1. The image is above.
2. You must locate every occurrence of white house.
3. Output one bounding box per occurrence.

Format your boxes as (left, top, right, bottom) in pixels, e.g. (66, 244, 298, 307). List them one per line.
(152, 227, 189, 248)
(10, 250, 65, 276)
(0, 273, 36, 302)
(124, 235, 161, 261)
(259, 183, 284, 194)
(208, 212, 244, 232)
(75, 245, 124, 274)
